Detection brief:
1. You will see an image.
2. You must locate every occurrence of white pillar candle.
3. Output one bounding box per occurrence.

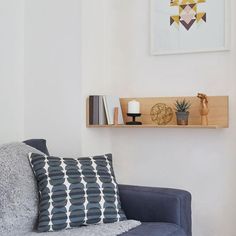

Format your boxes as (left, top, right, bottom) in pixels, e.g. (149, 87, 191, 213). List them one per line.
(128, 100, 140, 114)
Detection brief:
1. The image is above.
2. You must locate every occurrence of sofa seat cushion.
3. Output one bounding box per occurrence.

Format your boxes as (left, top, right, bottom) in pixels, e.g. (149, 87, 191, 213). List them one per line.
(25, 220, 140, 236)
(120, 222, 187, 236)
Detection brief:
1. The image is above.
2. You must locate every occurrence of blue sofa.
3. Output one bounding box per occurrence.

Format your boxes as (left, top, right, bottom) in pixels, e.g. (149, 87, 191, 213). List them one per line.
(24, 139, 192, 236)
(119, 184, 191, 236)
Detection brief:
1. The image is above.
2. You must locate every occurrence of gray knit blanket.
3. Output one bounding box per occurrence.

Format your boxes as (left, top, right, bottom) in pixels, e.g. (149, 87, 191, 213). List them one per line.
(0, 142, 140, 236)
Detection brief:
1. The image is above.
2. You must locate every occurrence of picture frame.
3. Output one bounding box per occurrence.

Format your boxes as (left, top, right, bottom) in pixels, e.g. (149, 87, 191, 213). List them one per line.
(150, 0, 231, 55)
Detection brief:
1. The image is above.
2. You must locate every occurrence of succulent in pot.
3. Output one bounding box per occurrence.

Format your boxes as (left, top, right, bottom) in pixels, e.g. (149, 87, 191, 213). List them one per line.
(174, 99, 191, 125)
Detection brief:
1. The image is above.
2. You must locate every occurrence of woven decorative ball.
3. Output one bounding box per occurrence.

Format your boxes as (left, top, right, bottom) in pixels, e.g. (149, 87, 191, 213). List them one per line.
(150, 103, 173, 125)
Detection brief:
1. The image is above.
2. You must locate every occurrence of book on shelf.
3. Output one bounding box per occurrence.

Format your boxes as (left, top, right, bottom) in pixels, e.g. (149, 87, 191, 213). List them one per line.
(89, 96, 99, 125)
(99, 96, 107, 125)
(89, 95, 124, 125)
(89, 95, 107, 125)
(103, 95, 124, 125)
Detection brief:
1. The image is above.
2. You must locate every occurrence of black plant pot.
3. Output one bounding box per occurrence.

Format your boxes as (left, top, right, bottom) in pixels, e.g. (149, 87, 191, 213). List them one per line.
(176, 112, 189, 125)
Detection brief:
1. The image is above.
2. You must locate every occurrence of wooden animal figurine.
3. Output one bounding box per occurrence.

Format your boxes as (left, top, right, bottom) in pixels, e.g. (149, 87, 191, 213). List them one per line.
(197, 93, 209, 126)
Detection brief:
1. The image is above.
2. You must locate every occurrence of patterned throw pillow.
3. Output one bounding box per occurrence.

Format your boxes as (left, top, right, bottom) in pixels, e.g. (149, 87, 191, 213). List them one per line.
(28, 153, 126, 232)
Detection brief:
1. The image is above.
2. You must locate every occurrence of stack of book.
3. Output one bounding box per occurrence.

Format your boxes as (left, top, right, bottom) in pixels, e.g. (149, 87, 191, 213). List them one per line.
(89, 95, 124, 125)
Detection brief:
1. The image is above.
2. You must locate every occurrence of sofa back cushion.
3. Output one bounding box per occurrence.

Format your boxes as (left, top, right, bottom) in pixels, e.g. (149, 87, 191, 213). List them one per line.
(0, 142, 44, 235)
(23, 139, 49, 155)
(28, 153, 127, 232)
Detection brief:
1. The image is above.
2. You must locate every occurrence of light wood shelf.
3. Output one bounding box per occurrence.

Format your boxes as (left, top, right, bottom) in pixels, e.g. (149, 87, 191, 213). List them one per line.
(87, 124, 221, 129)
(87, 96, 229, 129)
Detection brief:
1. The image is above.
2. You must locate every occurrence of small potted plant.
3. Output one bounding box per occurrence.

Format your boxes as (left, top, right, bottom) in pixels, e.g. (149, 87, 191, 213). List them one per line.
(174, 99, 191, 125)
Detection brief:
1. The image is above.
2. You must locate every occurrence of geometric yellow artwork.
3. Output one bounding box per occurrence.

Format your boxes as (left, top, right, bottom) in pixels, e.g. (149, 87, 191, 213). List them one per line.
(170, 0, 206, 30)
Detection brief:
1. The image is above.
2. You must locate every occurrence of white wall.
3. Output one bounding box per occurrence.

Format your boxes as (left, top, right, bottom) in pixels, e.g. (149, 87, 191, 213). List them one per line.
(1, 1, 236, 235)
(108, 1, 236, 236)
(24, 0, 112, 157)
(80, 0, 112, 156)
(0, 0, 24, 143)
(24, 0, 82, 155)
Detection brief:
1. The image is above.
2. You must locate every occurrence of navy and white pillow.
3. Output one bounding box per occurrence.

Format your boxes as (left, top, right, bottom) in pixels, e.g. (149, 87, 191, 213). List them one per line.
(28, 153, 126, 232)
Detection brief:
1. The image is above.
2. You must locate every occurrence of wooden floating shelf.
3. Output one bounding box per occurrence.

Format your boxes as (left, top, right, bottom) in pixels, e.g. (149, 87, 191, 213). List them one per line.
(87, 96, 229, 129)
(87, 125, 222, 129)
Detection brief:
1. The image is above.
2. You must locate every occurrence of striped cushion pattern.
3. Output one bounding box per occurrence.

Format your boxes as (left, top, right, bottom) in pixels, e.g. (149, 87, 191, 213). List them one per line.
(28, 153, 126, 232)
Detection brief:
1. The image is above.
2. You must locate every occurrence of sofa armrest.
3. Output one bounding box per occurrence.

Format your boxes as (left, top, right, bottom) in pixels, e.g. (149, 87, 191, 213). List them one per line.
(118, 184, 192, 236)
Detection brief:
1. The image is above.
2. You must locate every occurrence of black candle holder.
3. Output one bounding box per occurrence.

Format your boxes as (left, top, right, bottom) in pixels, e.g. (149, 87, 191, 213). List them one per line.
(126, 113, 142, 125)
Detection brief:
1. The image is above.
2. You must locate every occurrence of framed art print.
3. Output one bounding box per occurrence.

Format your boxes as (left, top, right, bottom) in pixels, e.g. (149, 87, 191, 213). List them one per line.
(150, 0, 230, 55)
